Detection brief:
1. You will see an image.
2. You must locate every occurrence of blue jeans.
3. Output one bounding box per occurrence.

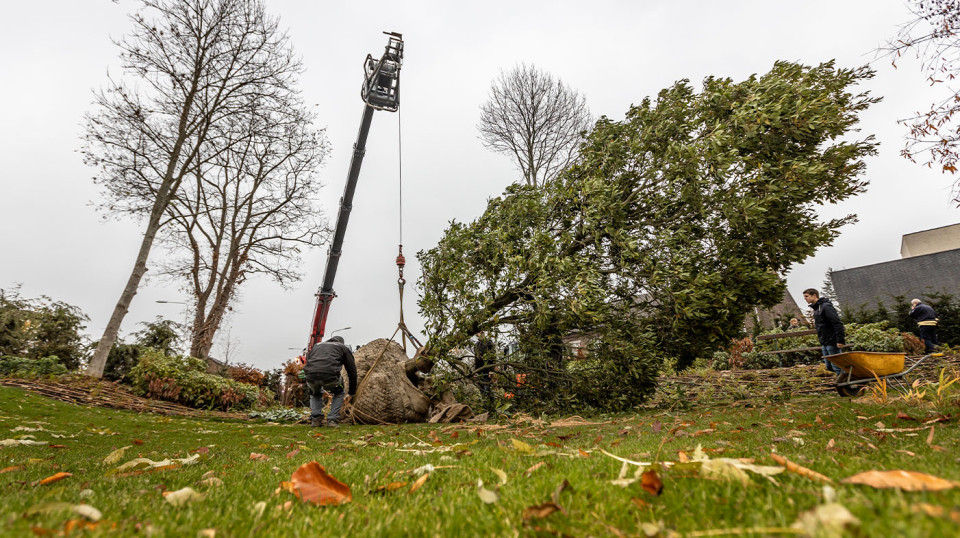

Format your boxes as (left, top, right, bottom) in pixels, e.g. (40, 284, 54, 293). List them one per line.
(306, 376, 345, 423)
(822, 345, 842, 374)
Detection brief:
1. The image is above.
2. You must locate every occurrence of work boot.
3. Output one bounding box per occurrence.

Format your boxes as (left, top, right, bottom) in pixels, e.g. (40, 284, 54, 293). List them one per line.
(310, 417, 325, 428)
(326, 420, 340, 428)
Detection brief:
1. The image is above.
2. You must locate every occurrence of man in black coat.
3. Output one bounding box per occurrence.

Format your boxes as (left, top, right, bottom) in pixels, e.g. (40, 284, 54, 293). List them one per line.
(803, 288, 845, 375)
(909, 299, 939, 353)
(304, 335, 358, 427)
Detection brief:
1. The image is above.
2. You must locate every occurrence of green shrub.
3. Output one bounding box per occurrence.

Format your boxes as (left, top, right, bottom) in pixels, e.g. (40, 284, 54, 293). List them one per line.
(711, 351, 730, 371)
(128, 349, 271, 410)
(0, 356, 68, 378)
(752, 329, 820, 366)
(845, 322, 905, 352)
(742, 351, 780, 370)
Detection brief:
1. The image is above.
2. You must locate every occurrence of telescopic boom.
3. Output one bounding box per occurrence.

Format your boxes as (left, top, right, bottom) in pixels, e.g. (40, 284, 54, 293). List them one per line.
(306, 32, 404, 352)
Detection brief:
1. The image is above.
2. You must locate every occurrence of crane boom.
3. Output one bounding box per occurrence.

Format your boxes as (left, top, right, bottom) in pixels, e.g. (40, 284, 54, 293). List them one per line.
(306, 32, 404, 351)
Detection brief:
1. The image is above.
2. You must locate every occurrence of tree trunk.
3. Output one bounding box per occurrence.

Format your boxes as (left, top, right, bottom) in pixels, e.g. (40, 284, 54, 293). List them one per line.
(86, 205, 167, 377)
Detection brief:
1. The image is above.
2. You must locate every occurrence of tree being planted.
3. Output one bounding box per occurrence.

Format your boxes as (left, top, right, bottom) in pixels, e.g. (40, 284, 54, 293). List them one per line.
(418, 61, 879, 411)
(83, 0, 312, 376)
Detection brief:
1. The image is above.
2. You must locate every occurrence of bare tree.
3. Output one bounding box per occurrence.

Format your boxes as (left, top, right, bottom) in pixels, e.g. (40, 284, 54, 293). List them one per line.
(478, 64, 592, 187)
(159, 90, 329, 358)
(82, 0, 308, 377)
(884, 0, 960, 203)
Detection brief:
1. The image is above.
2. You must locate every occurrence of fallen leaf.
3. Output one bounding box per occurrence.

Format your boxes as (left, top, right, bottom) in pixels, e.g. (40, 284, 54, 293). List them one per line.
(102, 446, 131, 466)
(578, 449, 590, 458)
(192, 446, 209, 454)
(1, 466, 23, 474)
(288, 461, 352, 505)
(477, 479, 498, 504)
(38, 472, 72, 486)
(490, 467, 508, 485)
(114, 454, 199, 473)
(792, 503, 859, 536)
(511, 439, 535, 455)
(199, 477, 224, 487)
(286, 448, 300, 459)
(408, 473, 429, 494)
(841, 470, 957, 491)
(0, 439, 47, 447)
(375, 481, 407, 493)
(631, 498, 650, 509)
(522, 502, 562, 522)
(912, 503, 945, 517)
(641, 469, 663, 495)
(132, 439, 145, 445)
(826, 439, 836, 450)
(199, 529, 216, 538)
(700, 459, 750, 485)
(897, 411, 918, 421)
(24, 502, 101, 521)
(249, 453, 269, 461)
(252, 501, 267, 518)
(770, 453, 832, 483)
(163, 487, 205, 506)
(525, 462, 546, 476)
(926, 426, 935, 445)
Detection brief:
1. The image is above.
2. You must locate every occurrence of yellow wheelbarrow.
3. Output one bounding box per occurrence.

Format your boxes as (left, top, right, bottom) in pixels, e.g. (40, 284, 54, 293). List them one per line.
(829, 351, 934, 397)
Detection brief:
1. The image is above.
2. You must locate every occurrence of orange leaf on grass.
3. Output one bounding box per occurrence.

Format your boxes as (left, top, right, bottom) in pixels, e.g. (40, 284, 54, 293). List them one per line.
(286, 449, 300, 459)
(288, 461, 351, 506)
(641, 469, 663, 496)
(375, 481, 407, 493)
(841, 470, 957, 492)
(38, 472, 72, 485)
(249, 453, 269, 461)
(1, 466, 23, 474)
(409, 473, 429, 494)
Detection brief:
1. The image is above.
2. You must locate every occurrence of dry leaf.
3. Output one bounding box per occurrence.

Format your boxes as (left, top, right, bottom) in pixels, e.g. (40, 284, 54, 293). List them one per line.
(409, 473, 429, 494)
(522, 502, 562, 522)
(286, 448, 300, 459)
(525, 462, 546, 476)
(375, 481, 407, 493)
(252, 501, 267, 518)
(511, 439, 535, 454)
(578, 448, 590, 458)
(0, 439, 47, 447)
(770, 453, 832, 483)
(826, 439, 835, 450)
(38, 472, 72, 485)
(841, 470, 957, 491)
(491, 467, 508, 485)
(24, 502, 101, 521)
(0, 466, 23, 474)
(114, 454, 199, 473)
(631, 498, 650, 509)
(199, 529, 216, 538)
(476, 479, 498, 504)
(700, 459, 750, 485)
(792, 503, 859, 536)
(199, 477, 224, 487)
(163, 487, 205, 506)
(288, 461, 352, 505)
(102, 446, 131, 466)
(926, 426, 935, 445)
(641, 469, 663, 495)
(249, 453, 269, 461)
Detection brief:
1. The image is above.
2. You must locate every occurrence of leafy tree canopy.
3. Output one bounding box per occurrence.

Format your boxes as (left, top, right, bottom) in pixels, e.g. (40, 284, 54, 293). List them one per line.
(418, 61, 879, 404)
(0, 288, 89, 371)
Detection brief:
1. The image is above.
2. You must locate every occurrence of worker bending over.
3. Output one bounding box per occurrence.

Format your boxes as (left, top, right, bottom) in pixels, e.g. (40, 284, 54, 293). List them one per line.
(304, 336, 358, 427)
(909, 299, 939, 354)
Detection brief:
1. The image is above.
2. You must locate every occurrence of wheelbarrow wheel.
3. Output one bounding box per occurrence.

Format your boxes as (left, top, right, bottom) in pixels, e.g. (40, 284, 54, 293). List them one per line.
(836, 383, 863, 397)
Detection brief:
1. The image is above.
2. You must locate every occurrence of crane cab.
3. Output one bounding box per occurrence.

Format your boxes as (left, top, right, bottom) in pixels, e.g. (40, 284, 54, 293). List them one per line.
(361, 32, 403, 111)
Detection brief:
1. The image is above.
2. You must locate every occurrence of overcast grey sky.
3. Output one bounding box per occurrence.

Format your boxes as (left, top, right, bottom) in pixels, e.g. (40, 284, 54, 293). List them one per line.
(2, 0, 958, 371)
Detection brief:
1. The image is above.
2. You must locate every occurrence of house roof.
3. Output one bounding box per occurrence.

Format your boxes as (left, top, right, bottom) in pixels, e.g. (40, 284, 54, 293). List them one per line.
(831, 247, 960, 311)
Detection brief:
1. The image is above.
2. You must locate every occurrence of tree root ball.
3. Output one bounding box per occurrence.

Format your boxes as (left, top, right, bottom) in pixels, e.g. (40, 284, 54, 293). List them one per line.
(347, 339, 430, 424)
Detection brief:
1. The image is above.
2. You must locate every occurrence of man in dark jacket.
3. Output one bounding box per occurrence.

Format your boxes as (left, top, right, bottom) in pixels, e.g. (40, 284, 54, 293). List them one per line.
(803, 288, 845, 375)
(304, 335, 358, 427)
(910, 299, 939, 353)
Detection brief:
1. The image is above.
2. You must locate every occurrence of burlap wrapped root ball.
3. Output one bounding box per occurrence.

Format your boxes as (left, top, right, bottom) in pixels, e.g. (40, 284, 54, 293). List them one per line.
(347, 339, 430, 424)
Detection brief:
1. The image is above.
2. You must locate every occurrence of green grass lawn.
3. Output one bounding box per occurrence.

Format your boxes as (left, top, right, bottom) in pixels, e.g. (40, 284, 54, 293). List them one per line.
(1, 385, 958, 537)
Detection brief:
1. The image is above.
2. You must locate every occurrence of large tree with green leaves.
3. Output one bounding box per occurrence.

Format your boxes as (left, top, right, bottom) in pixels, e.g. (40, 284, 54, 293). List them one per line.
(416, 61, 879, 409)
